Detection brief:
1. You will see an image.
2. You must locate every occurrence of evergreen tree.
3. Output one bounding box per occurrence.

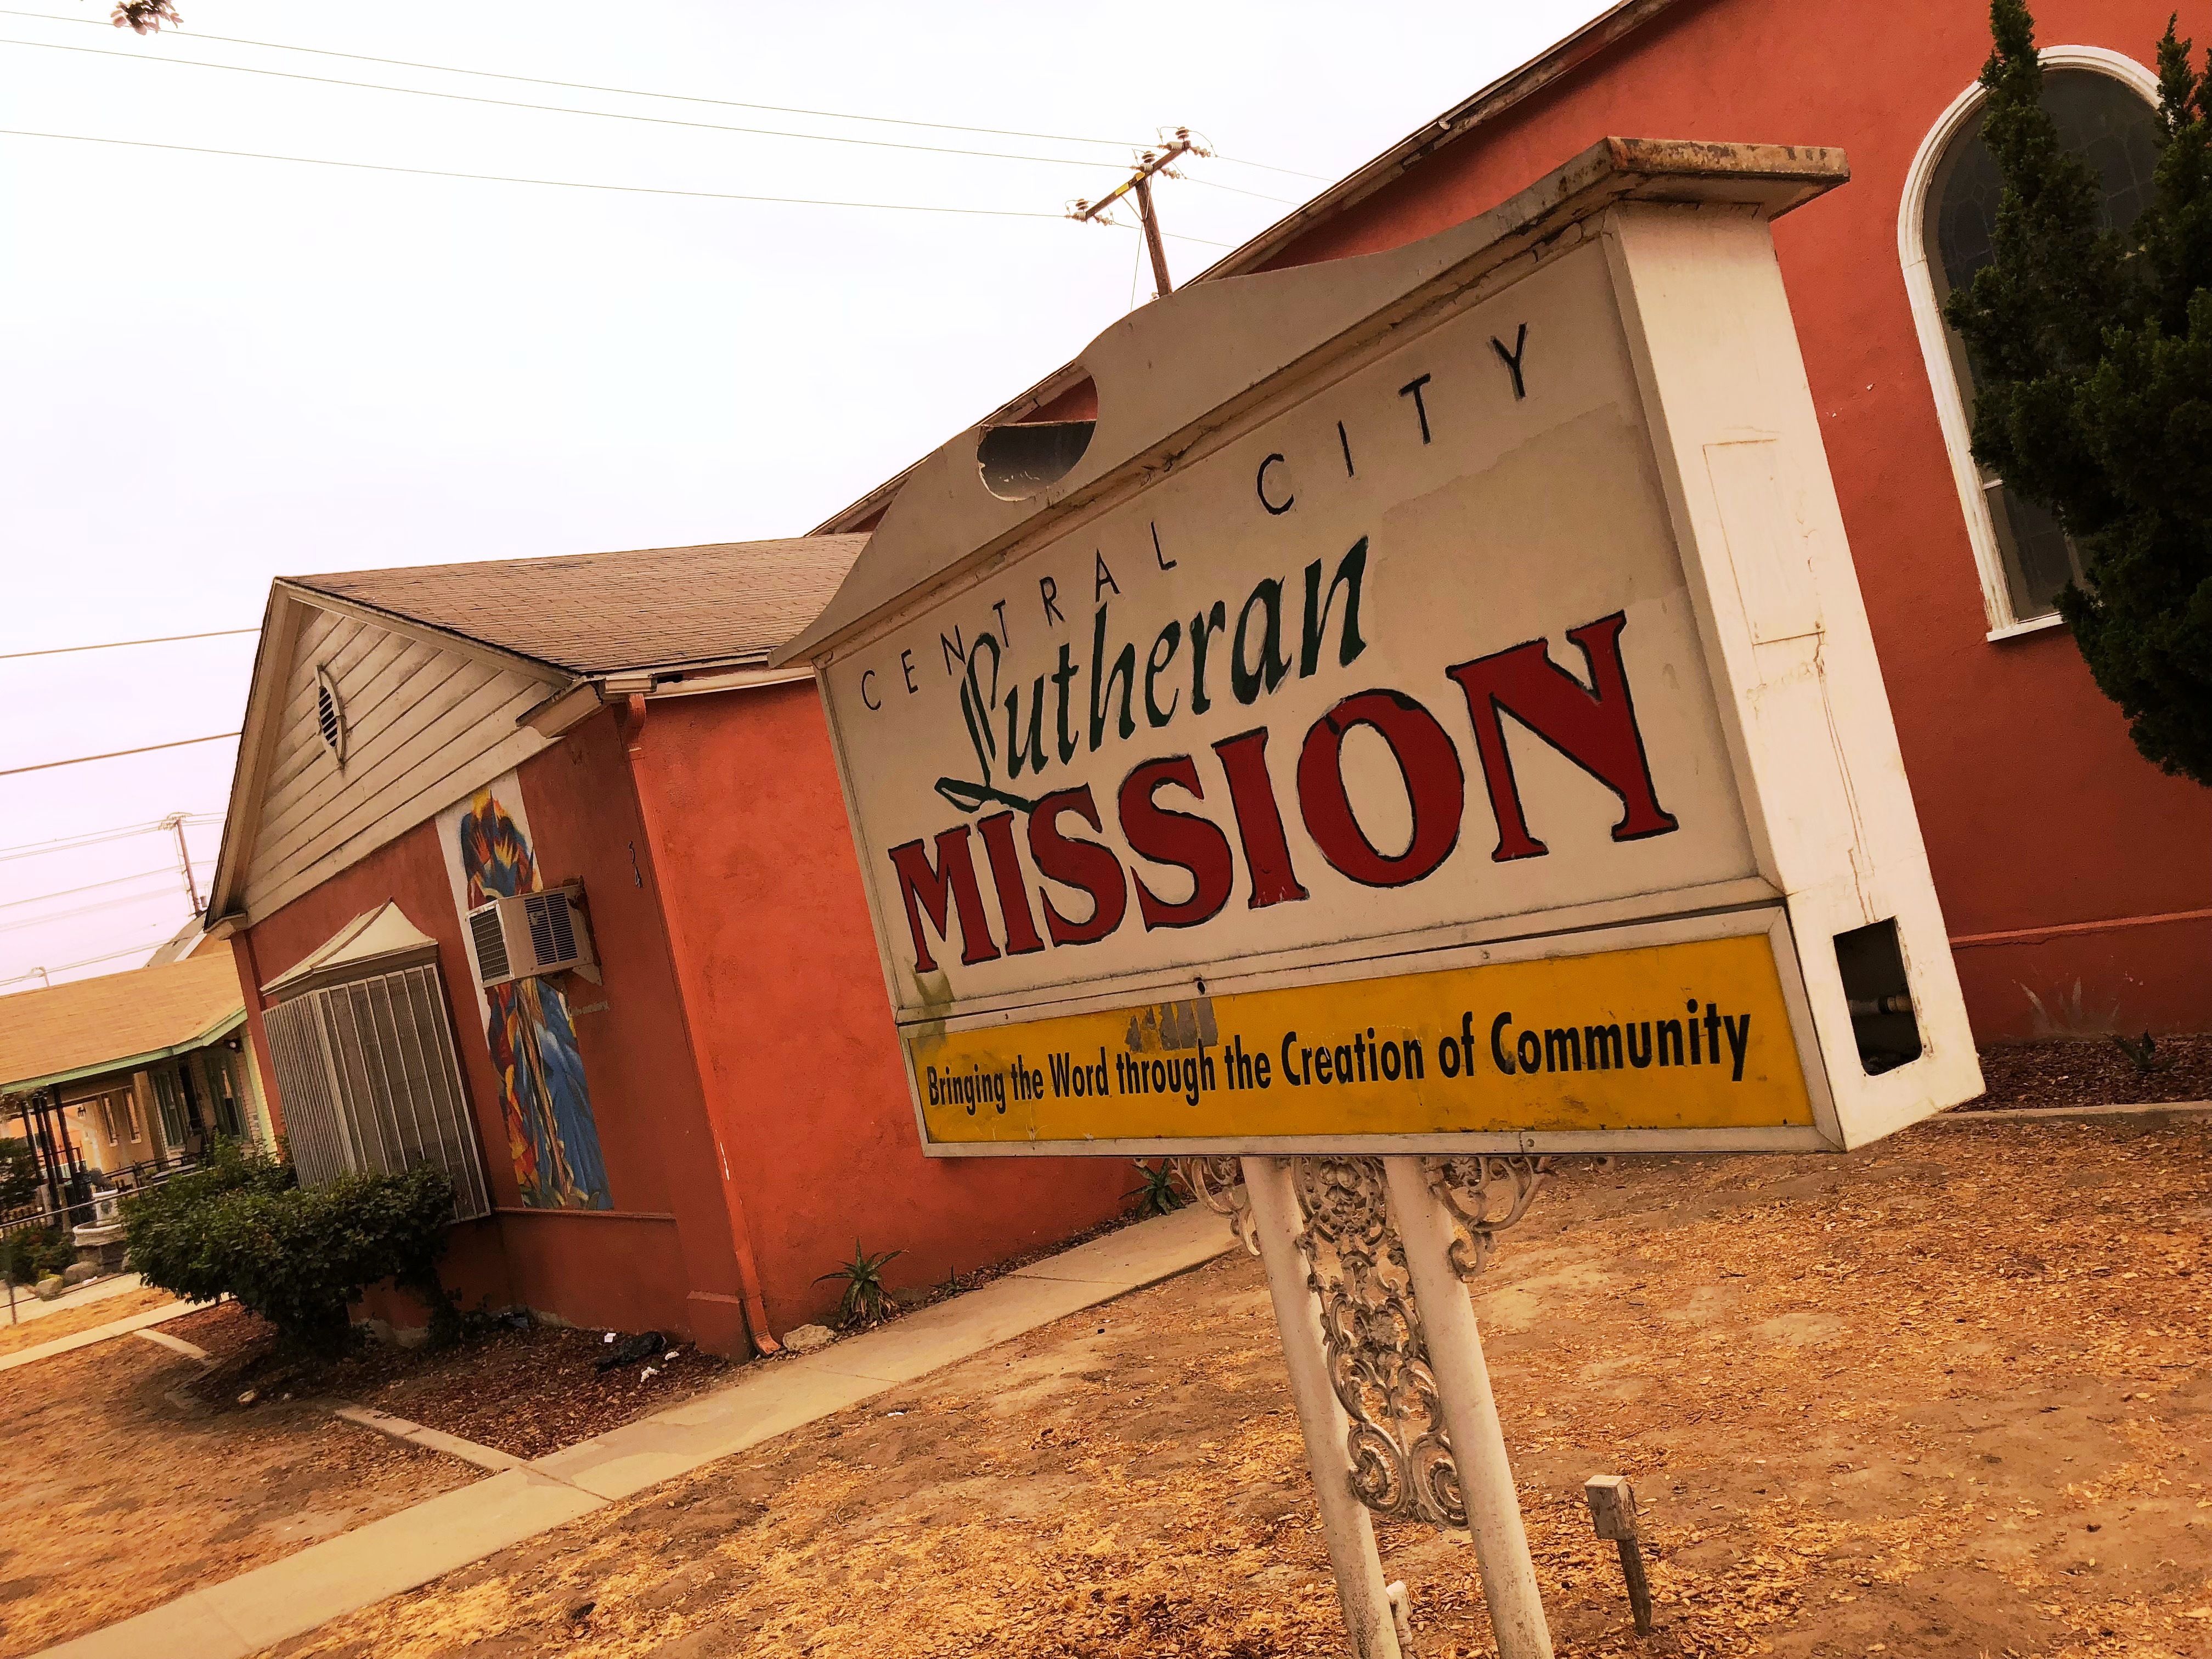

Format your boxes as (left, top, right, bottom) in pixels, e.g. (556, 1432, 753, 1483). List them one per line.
(1945, 1, 2212, 784)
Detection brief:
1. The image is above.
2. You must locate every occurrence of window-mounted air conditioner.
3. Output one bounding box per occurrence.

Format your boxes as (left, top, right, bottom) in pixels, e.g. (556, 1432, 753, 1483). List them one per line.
(466, 882, 599, 990)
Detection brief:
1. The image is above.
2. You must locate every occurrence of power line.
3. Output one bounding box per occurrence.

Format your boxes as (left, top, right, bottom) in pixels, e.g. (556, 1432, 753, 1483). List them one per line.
(0, 37, 1133, 172)
(0, 934, 176, 986)
(0, 865, 187, 910)
(0, 131, 1098, 224)
(1207, 153, 1325, 182)
(0, 8, 1148, 150)
(0, 731, 238, 779)
(0, 814, 219, 863)
(1184, 176, 1302, 206)
(0, 888, 193, 934)
(0, 627, 257, 662)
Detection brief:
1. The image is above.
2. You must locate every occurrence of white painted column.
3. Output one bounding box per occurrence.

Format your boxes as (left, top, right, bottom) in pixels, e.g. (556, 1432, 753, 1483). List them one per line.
(1381, 1155, 1554, 1659)
(1240, 1155, 1403, 1659)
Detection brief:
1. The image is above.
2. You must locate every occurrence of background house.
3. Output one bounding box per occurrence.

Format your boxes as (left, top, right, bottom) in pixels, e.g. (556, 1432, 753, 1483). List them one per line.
(202, 539, 1128, 1357)
(0, 952, 267, 1190)
(813, 0, 2207, 1043)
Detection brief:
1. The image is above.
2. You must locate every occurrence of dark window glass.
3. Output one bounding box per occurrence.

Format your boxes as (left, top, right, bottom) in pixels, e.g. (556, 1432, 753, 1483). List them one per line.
(1926, 68, 2160, 620)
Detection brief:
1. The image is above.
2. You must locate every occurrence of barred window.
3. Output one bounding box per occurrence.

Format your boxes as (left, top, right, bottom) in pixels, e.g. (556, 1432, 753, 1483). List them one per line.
(262, 963, 491, 1221)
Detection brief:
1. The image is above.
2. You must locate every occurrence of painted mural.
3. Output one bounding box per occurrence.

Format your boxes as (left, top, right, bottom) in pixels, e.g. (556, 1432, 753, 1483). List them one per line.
(437, 773, 611, 1209)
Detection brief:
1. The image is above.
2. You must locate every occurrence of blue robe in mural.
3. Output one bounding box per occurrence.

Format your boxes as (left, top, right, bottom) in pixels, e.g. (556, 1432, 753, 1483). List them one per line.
(459, 788, 612, 1209)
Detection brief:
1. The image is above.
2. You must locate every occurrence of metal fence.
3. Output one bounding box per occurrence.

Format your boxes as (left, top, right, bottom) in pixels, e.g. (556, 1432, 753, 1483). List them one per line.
(0, 1150, 204, 1269)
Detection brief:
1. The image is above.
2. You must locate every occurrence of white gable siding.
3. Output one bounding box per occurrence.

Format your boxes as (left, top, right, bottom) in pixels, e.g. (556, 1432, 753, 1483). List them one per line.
(241, 605, 563, 922)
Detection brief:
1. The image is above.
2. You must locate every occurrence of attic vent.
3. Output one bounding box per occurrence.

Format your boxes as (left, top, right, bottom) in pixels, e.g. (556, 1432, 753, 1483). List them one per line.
(468, 905, 511, 984)
(314, 664, 348, 765)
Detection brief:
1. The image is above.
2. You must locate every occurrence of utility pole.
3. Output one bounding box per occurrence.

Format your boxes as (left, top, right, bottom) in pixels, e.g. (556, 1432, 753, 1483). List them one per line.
(159, 810, 202, 915)
(1071, 128, 1210, 300)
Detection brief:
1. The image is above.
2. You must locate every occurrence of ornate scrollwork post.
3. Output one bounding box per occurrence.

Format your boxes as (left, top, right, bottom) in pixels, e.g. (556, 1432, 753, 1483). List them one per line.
(1175, 1154, 1259, 1256)
(1184, 1150, 1563, 1659)
(1425, 1155, 1555, 1279)
(1290, 1156, 1465, 1528)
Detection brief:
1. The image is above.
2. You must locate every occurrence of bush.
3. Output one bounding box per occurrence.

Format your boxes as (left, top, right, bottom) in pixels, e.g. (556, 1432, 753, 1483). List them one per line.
(125, 1144, 456, 1356)
(1, 1227, 74, 1286)
(0, 1137, 37, 1211)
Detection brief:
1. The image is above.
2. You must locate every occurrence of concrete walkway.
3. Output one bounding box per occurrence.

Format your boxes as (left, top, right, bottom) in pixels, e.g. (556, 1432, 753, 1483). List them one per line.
(35, 1204, 1236, 1659)
(0, 1271, 149, 1329)
(0, 1296, 202, 1374)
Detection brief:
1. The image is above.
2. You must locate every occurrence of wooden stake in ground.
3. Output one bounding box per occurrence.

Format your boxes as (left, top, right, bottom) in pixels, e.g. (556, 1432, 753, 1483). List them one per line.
(1584, 1474, 1654, 1636)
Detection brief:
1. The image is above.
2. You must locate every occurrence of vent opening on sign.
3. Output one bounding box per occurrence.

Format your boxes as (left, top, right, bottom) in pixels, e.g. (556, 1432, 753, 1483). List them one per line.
(525, 891, 576, 967)
(469, 905, 510, 984)
(1835, 918, 1922, 1075)
(978, 419, 1094, 500)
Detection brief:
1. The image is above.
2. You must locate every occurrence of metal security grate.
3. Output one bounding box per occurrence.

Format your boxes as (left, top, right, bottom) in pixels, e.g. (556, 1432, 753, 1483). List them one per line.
(262, 963, 492, 1221)
(467, 904, 510, 984)
(523, 890, 576, 968)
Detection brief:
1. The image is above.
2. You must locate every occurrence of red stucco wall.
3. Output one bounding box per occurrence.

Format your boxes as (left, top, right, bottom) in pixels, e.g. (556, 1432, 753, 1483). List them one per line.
(240, 762, 710, 1345)
(1246, 0, 2210, 1038)
(628, 683, 1132, 1334)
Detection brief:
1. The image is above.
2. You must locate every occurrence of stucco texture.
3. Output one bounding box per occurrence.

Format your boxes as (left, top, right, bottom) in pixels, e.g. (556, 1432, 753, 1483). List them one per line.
(1249, 0, 2211, 1039)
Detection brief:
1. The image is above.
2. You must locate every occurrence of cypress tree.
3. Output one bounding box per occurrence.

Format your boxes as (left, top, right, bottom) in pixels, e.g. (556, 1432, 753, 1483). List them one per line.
(1945, 2, 2212, 784)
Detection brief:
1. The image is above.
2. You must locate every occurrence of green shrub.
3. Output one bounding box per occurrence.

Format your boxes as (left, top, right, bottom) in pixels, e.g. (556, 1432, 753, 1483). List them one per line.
(0, 1137, 37, 1211)
(1, 1227, 74, 1286)
(125, 1147, 456, 1356)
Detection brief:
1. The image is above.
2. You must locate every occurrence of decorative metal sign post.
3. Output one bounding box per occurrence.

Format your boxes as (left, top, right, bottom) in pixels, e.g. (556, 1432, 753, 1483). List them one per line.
(778, 139, 1983, 1658)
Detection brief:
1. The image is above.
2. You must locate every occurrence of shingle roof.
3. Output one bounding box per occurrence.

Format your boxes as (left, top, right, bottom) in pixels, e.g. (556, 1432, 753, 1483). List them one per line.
(0, 955, 243, 1093)
(288, 537, 870, 676)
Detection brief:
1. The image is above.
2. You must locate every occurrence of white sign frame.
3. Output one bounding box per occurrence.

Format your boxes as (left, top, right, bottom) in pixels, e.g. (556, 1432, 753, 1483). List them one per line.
(782, 139, 1984, 1160)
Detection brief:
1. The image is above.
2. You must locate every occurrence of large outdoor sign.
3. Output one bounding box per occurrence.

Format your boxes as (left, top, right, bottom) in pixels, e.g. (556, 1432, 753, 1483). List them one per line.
(781, 139, 1982, 1159)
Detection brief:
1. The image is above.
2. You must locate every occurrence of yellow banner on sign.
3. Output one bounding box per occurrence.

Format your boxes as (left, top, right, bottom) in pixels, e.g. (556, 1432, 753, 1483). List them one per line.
(907, 932, 1814, 1144)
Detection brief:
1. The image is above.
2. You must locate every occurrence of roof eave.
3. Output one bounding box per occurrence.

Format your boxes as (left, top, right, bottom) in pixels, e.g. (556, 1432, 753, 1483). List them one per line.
(7, 1008, 247, 1096)
(202, 586, 307, 929)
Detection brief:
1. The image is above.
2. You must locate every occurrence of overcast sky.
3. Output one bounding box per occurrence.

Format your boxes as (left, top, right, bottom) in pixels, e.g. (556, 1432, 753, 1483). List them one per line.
(0, 0, 1611, 990)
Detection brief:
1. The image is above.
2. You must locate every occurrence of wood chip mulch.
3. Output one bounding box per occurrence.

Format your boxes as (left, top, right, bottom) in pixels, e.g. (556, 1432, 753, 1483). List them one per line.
(1959, 1031, 2212, 1110)
(262, 1116, 2212, 1659)
(182, 1313, 736, 1460)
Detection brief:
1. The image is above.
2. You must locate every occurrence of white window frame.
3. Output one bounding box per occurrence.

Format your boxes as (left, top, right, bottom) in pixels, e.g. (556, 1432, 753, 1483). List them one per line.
(1899, 44, 2161, 641)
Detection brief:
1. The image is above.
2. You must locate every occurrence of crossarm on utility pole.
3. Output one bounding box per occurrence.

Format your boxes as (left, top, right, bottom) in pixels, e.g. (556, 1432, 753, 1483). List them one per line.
(1069, 130, 1209, 300)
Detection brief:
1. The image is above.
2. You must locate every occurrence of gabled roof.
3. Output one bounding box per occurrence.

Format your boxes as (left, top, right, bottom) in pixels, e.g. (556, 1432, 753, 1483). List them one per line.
(262, 902, 439, 1000)
(0, 954, 243, 1094)
(288, 537, 870, 677)
(203, 534, 871, 932)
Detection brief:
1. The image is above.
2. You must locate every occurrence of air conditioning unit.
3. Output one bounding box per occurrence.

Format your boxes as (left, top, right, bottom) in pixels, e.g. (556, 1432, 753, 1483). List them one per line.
(466, 883, 599, 990)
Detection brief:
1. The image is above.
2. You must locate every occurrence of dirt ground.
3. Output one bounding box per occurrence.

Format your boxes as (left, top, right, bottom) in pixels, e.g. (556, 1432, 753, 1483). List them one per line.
(260, 1113, 2210, 1659)
(0, 1334, 475, 1658)
(1967, 1035, 2212, 1111)
(166, 1303, 741, 1460)
(0, 1284, 172, 1358)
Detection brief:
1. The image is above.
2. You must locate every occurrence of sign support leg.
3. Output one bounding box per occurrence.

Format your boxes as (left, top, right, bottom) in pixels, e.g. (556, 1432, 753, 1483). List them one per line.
(1240, 1154, 1403, 1659)
(1381, 1155, 1554, 1659)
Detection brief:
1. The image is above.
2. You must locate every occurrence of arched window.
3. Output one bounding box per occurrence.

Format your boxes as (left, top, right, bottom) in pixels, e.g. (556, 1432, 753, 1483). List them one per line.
(1901, 50, 2162, 636)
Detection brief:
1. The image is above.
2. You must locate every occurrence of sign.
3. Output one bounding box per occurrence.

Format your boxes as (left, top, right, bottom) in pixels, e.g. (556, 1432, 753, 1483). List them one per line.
(912, 915, 1823, 1149)
(782, 140, 1982, 1156)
